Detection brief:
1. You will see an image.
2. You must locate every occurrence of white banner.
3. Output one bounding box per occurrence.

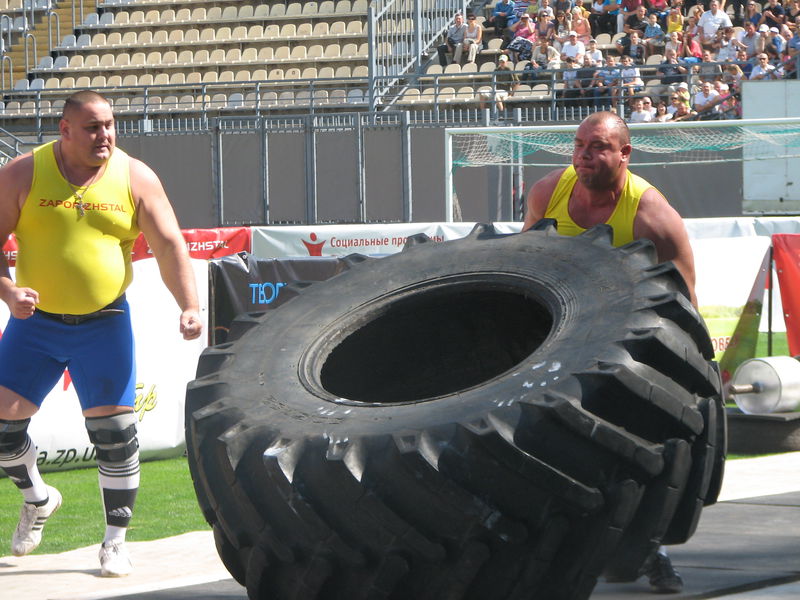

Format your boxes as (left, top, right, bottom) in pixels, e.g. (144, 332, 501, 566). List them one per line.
(0, 259, 208, 473)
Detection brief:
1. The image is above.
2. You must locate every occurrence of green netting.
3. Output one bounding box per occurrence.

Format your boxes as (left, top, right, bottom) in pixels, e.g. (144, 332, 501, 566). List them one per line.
(452, 122, 800, 168)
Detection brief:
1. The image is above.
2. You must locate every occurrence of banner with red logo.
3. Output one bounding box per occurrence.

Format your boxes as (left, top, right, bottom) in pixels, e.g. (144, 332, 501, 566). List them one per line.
(772, 234, 800, 355)
(251, 223, 522, 258)
(0, 259, 208, 473)
(132, 227, 251, 262)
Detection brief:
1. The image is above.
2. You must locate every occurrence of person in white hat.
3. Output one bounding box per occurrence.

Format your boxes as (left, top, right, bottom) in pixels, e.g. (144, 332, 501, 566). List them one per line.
(560, 30, 586, 63)
(478, 54, 519, 113)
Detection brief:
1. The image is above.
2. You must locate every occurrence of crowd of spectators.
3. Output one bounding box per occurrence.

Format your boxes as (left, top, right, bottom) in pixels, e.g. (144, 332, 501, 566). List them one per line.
(435, 0, 799, 119)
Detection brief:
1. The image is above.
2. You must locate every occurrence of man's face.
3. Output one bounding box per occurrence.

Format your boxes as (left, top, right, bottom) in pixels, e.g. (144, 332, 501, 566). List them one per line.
(633, 99, 643, 111)
(630, 32, 639, 43)
(637, 6, 647, 17)
(607, 56, 617, 66)
(455, 14, 463, 25)
(572, 120, 631, 190)
(701, 81, 712, 94)
(703, 50, 712, 61)
(61, 100, 115, 167)
(737, 49, 748, 60)
(666, 48, 676, 59)
(622, 55, 633, 66)
(710, 0, 719, 12)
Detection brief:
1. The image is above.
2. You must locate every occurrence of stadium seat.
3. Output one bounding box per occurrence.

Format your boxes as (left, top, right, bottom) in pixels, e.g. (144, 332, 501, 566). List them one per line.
(206, 6, 222, 21)
(264, 24, 280, 39)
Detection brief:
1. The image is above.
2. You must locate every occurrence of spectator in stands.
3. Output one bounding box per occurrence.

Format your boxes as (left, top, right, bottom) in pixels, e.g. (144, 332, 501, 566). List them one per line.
(755, 23, 772, 56)
(561, 31, 587, 62)
(654, 100, 674, 120)
(696, 48, 723, 81)
(723, 61, 746, 83)
(628, 97, 654, 121)
(667, 90, 683, 114)
(534, 10, 557, 41)
(749, 51, 780, 77)
(618, 30, 646, 62)
(766, 26, 786, 59)
(575, 54, 600, 103)
(488, 0, 518, 36)
(744, 1, 762, 27)
(506, 13, 538, 62)
(642, 95, 657, 116)
(676, 80, 693, 106)
(531, 35, 562, 70)
(698, 0, 733, 45)
(658, 47, 689, 89)
(760, 0, 787, 30)
(599, 0, 622, 36)
(671, 100, 697, 119)
(572, 6, 594, 43)
(665, 30, 683, 55)
(624, 4, 650, 37)
(618, 53, 645, 97)
(574, 0, 592, 19)
(591, 54, 621, 107)
(554, 10, 573, 49)
(740, 21, 761, 57)
(684, 14, 701, 40)
(555, 0, 573, 17)
(462, 14, 484, 63)
(619, 0, 646, 34)
(560, 56, 584, 102)
(715, 26, 744, 60)
(693, 80, 720, 116)
(789, 19, 800, 55)
(682, 31, 704, 61)
(667, 6, 685, 34)
(648, 0, 671, 28)
(538, 0, 556, 19)
(479, 54, 520, 112)
(790, 0, 800, 25)
(437, 12, 468, 66)
(586, 38, 605, 64)
(736, 47, 755, 77)
(643, 12, 667, 57)
(589, 0, 613, 36)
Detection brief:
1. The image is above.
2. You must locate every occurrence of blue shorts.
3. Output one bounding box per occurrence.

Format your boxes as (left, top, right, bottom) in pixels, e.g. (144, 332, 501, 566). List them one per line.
(0, 299, 136, 410)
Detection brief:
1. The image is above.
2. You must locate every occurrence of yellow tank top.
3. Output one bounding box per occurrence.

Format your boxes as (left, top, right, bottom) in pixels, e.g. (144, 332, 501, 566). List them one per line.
(16, 140, 139, 314)
(544, 165, 653, 247)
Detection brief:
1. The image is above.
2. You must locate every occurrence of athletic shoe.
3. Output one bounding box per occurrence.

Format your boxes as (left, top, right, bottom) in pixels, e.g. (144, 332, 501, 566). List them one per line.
(643, 551, 683, 594)
(11, 485, 62, 556)
(99, 541, 133, 577)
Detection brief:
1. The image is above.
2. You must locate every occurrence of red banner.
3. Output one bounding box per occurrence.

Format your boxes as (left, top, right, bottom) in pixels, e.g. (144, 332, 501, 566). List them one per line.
(772, 234, 800, 355)
(132, 227, 252, 262)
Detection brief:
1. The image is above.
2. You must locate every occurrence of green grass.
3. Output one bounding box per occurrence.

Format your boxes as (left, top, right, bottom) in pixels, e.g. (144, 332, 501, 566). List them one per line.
(0, 456, 209, 556)
(755, 331, 789, 358)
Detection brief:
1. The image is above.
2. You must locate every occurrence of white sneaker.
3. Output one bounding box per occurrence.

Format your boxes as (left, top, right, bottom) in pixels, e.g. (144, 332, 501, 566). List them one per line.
(99, 541, 133, 577)
(11, 485, 62, 556)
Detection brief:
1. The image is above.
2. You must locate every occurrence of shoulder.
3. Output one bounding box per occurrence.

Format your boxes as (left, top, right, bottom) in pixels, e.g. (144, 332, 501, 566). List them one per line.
(0, 151, 34, 192)
(530, 168, 567, 204)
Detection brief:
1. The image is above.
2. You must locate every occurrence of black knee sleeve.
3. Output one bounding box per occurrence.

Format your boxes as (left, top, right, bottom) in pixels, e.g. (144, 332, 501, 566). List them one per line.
(85, 413, 139, 463)
(0, 418, 31, 456)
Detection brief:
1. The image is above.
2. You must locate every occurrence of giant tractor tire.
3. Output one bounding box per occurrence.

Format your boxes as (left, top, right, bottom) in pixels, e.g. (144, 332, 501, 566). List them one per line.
(186, 221, 726, 600)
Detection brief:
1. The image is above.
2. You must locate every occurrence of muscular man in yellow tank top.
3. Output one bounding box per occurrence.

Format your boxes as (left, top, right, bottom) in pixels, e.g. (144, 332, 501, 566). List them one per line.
(523, 111, 697, 307)
(0, 91, 202, 578)
(523, 111, 695, 594)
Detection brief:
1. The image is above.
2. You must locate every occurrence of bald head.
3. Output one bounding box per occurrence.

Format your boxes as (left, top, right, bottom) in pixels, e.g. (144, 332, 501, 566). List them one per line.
(579, 111, 631, 147)
(62, 90, 111, 120)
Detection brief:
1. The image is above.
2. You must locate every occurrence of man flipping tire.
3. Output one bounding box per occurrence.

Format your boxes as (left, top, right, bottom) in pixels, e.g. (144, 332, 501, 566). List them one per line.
(524, 110, 695, 593)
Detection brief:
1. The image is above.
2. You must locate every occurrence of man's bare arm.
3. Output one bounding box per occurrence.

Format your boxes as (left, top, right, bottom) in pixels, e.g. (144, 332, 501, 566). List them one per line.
(634, 188, 697, 307)
(522, 168, 564, 231)
(130, 157, 203, 340)
(0, 154, 38, 319)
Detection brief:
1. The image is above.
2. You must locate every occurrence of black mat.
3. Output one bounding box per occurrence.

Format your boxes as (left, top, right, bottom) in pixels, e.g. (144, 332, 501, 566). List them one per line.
(104, 493, 800, 600)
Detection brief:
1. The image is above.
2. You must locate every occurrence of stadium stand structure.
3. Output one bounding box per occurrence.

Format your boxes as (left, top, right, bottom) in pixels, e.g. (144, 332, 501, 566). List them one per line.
(0, 0, 795, 130)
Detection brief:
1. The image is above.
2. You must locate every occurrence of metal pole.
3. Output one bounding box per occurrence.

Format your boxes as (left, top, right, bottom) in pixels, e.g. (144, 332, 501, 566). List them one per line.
(261, 117, 270, 224)
(768, 244, 774, 356)
(305, 114, 318, 224)
(401, 110, 412, 222)
(367, 4, 376, 111)
(356, 114, 366, 222)
(214, 122, 224, 226)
